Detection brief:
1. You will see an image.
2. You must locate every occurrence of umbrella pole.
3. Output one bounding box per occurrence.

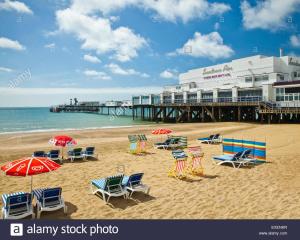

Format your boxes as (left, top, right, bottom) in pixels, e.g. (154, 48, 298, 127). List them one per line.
(62, 146, 64, 159)
(30, 176, 33, 193)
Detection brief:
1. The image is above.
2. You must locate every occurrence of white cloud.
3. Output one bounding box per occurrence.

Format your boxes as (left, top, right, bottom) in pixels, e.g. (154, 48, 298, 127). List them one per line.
(109, 16, 120, 22)
(0, 67, 13, 72)
(0, 86, 162, 95)
(0, 37, 25, 51)
(106, 63, 149, 77)
(290, 35, 300, 48)
(83, 54, 101, 63)
(0, 66, 13, 72)
(214, 22, 220, 30)
(44, 43, 56, 49)
(56, 8, 146, 62)
(0, 0, 33, 14)
(160, 69, 178, 79)
(83, 69, 111, 80)
(0, 86, 163, 107)
(170, 32, 234, 60)
(241, 0, 300, 30)
(71, 0, 231, 23)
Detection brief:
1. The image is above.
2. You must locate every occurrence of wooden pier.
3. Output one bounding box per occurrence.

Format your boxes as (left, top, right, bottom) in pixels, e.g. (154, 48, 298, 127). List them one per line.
(50, 101, 132, 116)
(132, 100, 300, 124)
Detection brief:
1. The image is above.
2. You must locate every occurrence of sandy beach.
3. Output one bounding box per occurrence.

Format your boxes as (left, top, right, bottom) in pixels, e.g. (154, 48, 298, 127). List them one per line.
(0, 122, 299, 219)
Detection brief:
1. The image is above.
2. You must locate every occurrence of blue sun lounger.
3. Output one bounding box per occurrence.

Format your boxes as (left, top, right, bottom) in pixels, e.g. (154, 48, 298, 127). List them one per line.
(122, 173, 150, 198)
(32, 187, 67, 219)
(155, 138, 180, 150)
(68, 148, 83, 162)
(91, 175, 128, 204)
(198, 134, 221, 144)
(1, 192, 34, 219)
(213, 149, 256, 168)
(32, 151, 47, 157)
(47, 150, 62, 163)
(82, 147, 96, 160)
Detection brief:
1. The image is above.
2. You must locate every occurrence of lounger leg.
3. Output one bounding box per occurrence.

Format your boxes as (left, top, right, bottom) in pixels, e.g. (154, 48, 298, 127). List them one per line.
(129, 191, 133, 198)
(146, 187, 150, 195)
(106, 195, 110, 204)
(64, 205, 68, 214)
(37, 205, 41, 219)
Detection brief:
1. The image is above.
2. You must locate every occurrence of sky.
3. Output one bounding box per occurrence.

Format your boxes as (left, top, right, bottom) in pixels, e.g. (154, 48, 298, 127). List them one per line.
(0, 0, 300, 107)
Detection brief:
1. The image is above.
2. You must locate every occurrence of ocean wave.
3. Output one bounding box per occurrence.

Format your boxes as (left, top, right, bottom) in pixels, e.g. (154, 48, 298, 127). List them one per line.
(0, 124, 153, 135)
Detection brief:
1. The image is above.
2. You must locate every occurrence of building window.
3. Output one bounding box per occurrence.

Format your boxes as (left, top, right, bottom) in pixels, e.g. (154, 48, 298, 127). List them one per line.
(245, 76, 252, 82)
(254, 75, 269, 81)
(189, 82, 197, 89)
(285, 87, 300, 94)
(277, 74, 284, 81)
(188, 93, 197, 99)
(175, 86, 181, 90)
(294, 72, 300, 78)
(238, 89, 262, 97)
(202, 92, 213, 99)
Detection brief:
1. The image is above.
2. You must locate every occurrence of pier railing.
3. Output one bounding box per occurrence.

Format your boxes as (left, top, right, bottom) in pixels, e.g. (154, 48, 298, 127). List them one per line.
(133, 96, 263, 106)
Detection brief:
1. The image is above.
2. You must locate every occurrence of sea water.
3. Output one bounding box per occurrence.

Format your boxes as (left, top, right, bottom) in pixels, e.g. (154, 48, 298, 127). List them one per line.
(0, 107, 151, 134)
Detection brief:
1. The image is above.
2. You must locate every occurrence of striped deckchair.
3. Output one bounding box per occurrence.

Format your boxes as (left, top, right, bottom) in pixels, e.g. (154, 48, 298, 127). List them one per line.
(128, 135, 139, 154)
(138, 134, 147, 153)
(178, 136, 188, 148)
(187, 146, 204, 176)
(168, 150, 188, 179)
(167, 135, 187, 149)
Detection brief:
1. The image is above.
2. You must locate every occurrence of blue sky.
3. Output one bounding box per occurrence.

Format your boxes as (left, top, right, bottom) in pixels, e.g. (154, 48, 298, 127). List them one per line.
(0, 0, 300, 107)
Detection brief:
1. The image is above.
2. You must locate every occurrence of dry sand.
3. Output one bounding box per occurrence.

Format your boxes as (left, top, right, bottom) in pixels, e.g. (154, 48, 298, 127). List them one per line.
(0, 122, 299, 219)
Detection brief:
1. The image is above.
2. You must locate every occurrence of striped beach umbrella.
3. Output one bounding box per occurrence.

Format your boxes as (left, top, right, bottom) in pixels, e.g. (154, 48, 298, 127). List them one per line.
(1, 157, 61, 191)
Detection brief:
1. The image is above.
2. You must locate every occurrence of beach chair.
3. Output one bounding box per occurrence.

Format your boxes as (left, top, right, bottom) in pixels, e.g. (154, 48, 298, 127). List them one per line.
(67, 148, 83, 162)
(1, 192, 34, 219)
(168, 150, 188, 179)
(172, 149, 188, 159)
(128, 135, 139, 154)
(199, 134, 221, 144)
(32, 151, 46, 157)
(178, 136, 188, 148)
(82, 147, 96, 160)
(212, 150, 252, 168)
(155, 137, 180, 150)
(91, 175, 128, 203)
(47, 150, 62, 164)
(138, 135, 147, 153)
(187, 146, 204, 176)
(32, 187, 67, 219)
(122, 173, 150, 198)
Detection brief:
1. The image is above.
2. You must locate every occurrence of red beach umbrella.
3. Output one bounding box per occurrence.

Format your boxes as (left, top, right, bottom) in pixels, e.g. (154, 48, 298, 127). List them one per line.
(151, 128, 172, 135)
(49, 135, 77, 158)
(1, 157, 61, 191)
(152, 128, 173, 141)
(49, 135, 77, 147)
